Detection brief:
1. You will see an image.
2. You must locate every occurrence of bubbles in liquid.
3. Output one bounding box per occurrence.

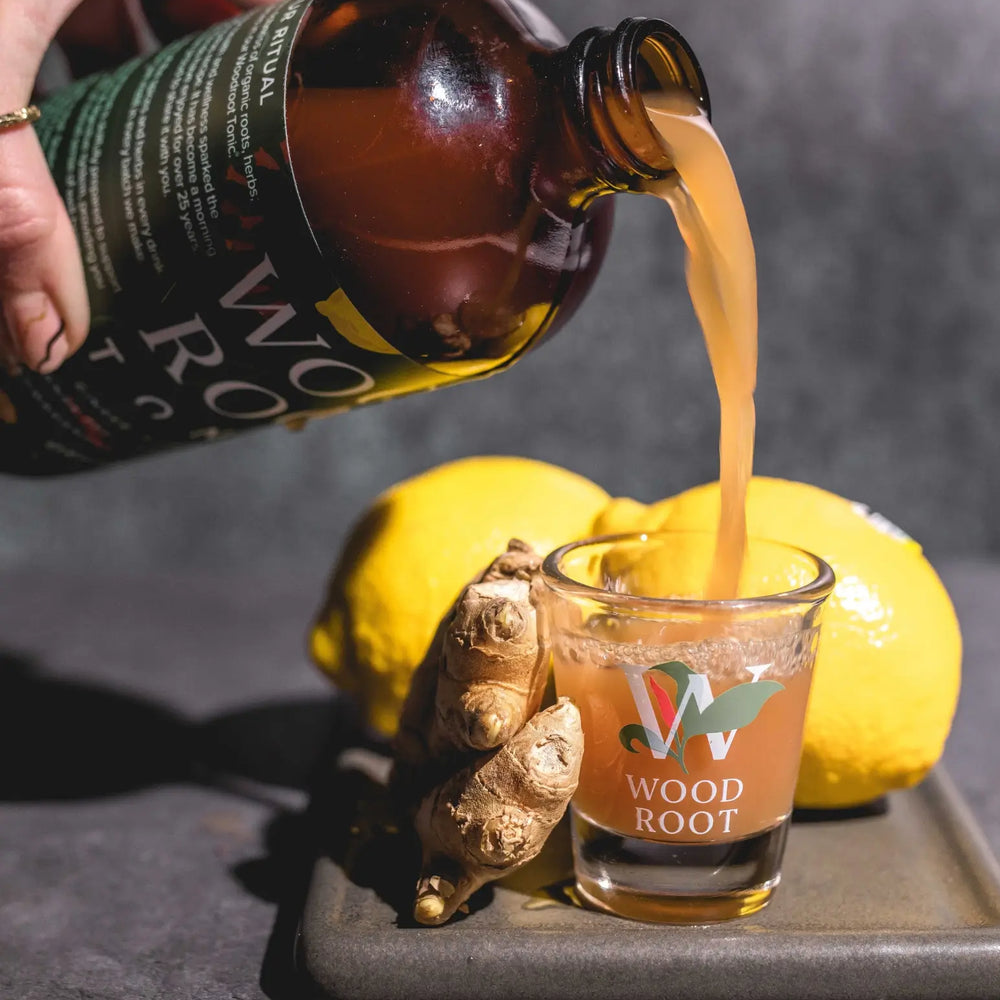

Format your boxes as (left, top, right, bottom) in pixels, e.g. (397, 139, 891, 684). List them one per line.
(553, 627, 820, 685)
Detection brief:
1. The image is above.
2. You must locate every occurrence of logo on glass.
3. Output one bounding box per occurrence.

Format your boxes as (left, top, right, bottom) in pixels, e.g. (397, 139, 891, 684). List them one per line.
(618, 660, 783, 773)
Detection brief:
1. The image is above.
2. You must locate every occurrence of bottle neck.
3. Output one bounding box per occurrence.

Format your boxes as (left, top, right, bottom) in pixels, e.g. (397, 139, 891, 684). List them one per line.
(565, 17, 710, 191)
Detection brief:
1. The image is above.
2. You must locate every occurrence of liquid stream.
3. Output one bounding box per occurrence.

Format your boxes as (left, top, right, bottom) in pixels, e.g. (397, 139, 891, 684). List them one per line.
(643, 92, 758, 599)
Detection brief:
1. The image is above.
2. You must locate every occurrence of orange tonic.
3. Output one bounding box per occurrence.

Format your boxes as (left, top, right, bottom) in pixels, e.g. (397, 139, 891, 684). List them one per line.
(643, 87, 757, 599)
(542, 532, 834, 923)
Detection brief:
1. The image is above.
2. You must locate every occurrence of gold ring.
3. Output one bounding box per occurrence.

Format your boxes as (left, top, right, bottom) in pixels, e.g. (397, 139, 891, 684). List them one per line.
(0, 106, 41, 132)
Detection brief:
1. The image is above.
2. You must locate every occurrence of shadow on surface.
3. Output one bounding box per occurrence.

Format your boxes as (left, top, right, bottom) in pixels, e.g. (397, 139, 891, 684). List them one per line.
(0, 651, 193, 799)
(239, 742, 425, 1000)
(0, 647, 401, 998)
(0, 649, 345, 802)
(792, 798, 890, 823)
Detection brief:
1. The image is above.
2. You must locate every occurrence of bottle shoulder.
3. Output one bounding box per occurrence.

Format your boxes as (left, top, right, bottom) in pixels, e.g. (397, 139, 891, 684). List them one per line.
(285, 0, 606, 370)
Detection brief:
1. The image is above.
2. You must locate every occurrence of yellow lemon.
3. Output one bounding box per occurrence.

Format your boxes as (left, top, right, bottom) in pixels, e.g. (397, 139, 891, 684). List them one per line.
(310, 456, 610, 735)
(596, 529, 820, 601)
(591, 495, 676, 536)
(658, 477, 962, 808)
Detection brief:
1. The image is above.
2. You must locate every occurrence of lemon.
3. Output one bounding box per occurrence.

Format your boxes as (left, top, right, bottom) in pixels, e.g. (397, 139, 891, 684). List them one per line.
(597, 529, 820, 601)
(313, 463, 960, 809)
(591, 496, 675, 536)
(310, 456, 610, 735)
(657, 477, 962, 808)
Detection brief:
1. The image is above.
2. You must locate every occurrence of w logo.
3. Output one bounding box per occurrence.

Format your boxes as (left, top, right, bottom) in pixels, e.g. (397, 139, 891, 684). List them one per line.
(619, 660, 782, 773)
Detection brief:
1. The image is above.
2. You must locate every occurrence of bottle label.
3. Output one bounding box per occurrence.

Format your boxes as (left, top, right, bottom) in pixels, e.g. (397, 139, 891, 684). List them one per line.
(1, 0, 451, 473)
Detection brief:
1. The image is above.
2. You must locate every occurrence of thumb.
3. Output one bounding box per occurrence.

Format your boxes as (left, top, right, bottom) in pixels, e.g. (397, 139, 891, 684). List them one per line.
(0, 0, 89, 373)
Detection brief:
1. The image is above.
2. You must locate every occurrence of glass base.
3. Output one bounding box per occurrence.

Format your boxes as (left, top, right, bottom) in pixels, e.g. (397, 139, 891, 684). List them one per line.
(572, 809, 789, 924)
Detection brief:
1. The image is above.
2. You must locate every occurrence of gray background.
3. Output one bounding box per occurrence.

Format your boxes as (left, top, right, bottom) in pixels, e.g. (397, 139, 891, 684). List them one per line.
(4, 0, 999, 578)
(2, 3, 999, 997)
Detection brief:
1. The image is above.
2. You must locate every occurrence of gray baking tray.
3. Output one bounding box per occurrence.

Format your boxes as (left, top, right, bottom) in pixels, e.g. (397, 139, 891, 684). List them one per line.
(297, 761, 1000, 1000)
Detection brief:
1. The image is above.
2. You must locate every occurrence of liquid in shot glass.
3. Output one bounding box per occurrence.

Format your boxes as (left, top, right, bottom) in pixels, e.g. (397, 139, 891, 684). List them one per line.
(540, 531, 834, 923)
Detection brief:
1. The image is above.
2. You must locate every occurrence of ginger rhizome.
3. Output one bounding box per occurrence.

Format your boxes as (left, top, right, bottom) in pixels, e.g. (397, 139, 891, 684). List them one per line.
(392, 540, 583, 926)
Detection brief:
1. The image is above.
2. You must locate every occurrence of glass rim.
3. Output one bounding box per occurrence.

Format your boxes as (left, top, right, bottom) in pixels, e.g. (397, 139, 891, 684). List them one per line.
(541, 529, 836, 611)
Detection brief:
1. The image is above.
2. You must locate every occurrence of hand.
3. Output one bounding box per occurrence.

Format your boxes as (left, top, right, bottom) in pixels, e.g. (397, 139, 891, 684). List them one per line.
(392, 540, 584, 925)
(0, 0, 274, 375)
(0, 0, 95, 374)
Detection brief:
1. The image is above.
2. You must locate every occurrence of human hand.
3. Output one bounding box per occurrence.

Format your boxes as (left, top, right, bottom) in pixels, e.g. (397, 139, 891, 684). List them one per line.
(0, 0, 95, 374)
(0, 0, 274, 375)
(391, 540, 584, 925)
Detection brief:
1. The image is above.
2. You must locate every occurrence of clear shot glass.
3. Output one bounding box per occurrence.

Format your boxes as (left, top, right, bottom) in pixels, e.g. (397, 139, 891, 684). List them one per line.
(540, 531, 835, 923)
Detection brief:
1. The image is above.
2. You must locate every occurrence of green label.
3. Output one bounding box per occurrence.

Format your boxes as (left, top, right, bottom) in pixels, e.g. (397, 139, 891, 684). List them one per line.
(0, 0, 450, 474)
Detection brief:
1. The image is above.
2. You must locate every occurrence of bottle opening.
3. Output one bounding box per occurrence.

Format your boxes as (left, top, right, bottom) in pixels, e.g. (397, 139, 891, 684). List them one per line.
(633, 29, 710, 120)
(574, 18, 710, 184)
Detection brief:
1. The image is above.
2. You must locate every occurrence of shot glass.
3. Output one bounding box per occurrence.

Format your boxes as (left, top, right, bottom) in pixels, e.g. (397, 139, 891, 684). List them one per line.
(540, 530, 834, 923)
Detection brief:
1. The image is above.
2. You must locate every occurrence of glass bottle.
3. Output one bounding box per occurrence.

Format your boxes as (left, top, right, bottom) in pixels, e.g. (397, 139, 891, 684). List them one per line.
(0, 0, 707, 474)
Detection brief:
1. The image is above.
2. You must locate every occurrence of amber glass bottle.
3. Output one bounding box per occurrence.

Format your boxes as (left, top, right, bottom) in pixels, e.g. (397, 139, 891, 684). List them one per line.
(1, 0, 706, 474)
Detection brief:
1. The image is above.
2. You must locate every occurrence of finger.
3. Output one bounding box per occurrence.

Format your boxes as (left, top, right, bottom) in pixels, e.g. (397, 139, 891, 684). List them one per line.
(0, 0, 89, 371)
(0, 122, 89, 372)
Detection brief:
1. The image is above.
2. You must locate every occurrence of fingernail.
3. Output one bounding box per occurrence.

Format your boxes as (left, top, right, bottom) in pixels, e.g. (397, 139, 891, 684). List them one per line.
(3, 293, 66, 374)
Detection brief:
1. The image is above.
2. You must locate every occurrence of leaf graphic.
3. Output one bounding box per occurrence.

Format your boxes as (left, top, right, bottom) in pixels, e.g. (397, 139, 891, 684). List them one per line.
(680, 680, 785, 737)
(649, 660, 696, 692)
(648, 676, 677, 729)
(619, 724, 669, 756)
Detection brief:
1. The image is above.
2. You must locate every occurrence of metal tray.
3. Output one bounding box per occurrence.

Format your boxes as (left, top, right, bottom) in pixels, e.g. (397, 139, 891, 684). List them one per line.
(297, 763, 1000, 1000)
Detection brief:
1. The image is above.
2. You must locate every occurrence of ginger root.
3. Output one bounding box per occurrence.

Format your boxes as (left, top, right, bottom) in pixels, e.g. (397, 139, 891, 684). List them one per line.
(392, 540, 583, 925)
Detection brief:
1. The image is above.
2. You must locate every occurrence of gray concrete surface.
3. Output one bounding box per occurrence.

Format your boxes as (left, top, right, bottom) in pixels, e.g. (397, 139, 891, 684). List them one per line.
(2, 0, 1000, 996)
(2, 0, 999, 577)
(0, 561, 993, 1000)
